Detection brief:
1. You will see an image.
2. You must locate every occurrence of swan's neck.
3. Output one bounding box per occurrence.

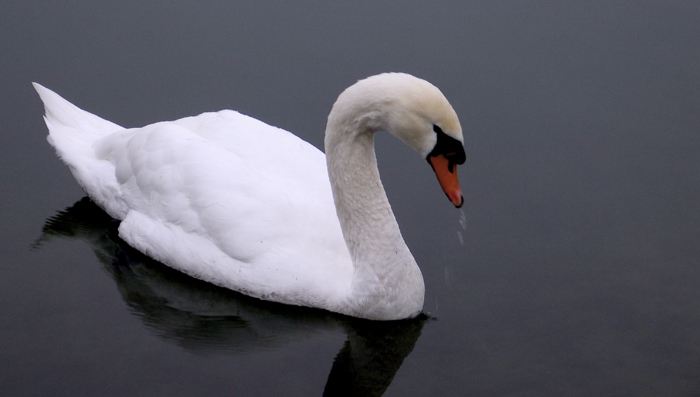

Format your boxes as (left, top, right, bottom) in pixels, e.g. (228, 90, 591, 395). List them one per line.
(325, 120, 424, 320)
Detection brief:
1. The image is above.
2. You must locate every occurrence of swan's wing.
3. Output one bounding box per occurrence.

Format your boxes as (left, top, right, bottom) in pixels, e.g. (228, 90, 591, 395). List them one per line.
(95, 111, 353, 306)
(34, 82, 353, 306)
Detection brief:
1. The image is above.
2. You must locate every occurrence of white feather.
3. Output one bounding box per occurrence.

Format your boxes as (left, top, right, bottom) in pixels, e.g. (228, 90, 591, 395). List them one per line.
(33, 73, 462, 320)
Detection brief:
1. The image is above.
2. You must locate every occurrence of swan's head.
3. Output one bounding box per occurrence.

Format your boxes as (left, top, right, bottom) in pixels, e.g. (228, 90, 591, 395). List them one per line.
(328, 73, 466, 207)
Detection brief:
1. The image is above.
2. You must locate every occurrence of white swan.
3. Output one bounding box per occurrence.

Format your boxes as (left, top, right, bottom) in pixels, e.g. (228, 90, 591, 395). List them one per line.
(34, 73, 465, 320)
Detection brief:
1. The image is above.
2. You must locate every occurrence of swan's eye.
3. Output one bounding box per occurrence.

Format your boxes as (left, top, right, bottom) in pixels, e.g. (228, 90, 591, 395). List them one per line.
(428, 125, 466, 172)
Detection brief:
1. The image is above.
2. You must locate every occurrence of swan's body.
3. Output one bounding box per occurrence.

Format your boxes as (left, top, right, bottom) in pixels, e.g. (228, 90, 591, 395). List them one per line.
(34, 73, 465, 320)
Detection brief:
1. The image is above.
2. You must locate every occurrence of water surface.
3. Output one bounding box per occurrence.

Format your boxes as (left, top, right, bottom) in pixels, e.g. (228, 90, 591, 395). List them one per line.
(1, 2, 699, 395)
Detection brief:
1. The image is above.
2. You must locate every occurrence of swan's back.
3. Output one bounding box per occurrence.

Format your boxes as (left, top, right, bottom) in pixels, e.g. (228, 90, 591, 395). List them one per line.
(35, 84, 353, 309)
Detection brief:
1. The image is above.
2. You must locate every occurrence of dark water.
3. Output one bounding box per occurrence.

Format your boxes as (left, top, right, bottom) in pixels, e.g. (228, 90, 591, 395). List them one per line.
(2, 2, 699, 395)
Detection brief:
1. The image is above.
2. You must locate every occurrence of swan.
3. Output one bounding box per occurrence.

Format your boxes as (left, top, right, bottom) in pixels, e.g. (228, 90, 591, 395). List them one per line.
(33, 73, 465, 321)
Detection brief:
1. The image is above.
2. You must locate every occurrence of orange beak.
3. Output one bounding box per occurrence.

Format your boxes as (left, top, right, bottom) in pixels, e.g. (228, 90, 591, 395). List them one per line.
(428, 154, 463, 208)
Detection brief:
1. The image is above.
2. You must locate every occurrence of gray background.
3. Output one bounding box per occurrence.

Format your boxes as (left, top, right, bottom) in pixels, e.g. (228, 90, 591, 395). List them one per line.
(1, 1, 699, 395)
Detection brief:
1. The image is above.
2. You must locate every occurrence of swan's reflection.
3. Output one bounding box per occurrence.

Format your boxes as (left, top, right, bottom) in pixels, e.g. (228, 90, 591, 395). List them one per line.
(35, 197, 427, 396)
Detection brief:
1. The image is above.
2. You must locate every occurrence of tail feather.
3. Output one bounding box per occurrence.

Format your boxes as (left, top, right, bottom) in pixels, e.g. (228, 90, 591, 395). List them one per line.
(32, 83, 123, 137)
(33, 83, 127, 219)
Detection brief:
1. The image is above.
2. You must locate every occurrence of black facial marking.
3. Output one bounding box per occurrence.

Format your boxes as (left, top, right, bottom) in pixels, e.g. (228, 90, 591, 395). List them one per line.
(427, 125, 466, 173)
